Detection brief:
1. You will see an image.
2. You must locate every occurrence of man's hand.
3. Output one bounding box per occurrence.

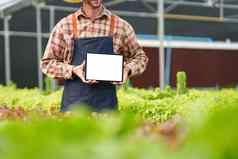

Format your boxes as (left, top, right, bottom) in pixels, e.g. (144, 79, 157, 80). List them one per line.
(113, 67, 131, 85)
(72, 61, 97, 85)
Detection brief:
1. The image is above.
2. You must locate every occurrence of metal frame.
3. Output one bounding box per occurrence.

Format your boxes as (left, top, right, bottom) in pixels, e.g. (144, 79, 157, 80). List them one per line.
(0, 0, 32, 18)
(36, 4, 43, 89)
(1, 0, 238, 89)
(138, 39, 238, 50)
(158, 0, 165, 90)
(3, 15, 11, 85)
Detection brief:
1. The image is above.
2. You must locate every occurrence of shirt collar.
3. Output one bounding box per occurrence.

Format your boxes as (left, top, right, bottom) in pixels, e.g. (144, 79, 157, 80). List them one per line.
(75, 6, 111, 19)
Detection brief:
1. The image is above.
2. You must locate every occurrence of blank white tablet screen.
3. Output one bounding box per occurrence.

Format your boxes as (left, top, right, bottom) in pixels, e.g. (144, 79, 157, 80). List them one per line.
(86, 53, 123, 82)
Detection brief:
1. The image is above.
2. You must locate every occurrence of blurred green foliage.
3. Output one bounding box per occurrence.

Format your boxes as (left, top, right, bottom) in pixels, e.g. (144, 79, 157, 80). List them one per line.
(0, 110, 163, 159)
(1, 71, 238, 159)
(0, 91, 238, 159)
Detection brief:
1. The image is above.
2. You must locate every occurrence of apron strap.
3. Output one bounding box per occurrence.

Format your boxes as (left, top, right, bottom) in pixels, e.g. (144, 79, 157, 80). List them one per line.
(72, 13, 78, 38)
(110, 15, 116, 36)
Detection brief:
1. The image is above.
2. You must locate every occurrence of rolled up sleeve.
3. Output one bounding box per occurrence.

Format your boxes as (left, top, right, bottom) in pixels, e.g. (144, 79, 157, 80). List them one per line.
(122, 22, 148, 77)
(40, 19, 74, 80)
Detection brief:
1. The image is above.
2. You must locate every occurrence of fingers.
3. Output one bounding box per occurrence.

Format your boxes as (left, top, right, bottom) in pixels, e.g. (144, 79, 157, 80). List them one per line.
(73, 61, 85, 71)
(74, 66, 89, 84)
(80, 73, 97, 85)
(77, 61, 93, 84)
(74, 67, 97, 85)
(79, 73, 89, 83)
(88, 80, 98, 85)
(80, 61, 85, 68)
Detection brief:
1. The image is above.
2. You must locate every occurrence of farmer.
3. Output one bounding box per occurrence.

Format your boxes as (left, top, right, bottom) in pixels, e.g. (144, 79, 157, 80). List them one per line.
(40, 0, 148, 112)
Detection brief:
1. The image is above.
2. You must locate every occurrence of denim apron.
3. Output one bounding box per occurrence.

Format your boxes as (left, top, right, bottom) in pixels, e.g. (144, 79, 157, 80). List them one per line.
(61, 14, 118, 112)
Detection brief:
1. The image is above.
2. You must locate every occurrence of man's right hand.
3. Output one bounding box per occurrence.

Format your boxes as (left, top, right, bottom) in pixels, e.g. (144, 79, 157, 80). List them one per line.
(72, 61, 97, 85)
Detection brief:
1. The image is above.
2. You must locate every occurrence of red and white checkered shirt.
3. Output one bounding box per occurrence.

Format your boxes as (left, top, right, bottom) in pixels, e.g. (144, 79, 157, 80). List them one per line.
(41, 6, 148, 79)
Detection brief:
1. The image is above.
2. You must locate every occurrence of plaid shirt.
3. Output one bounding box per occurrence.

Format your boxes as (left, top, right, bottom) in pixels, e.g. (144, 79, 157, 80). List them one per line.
(41, 6, 148, 79)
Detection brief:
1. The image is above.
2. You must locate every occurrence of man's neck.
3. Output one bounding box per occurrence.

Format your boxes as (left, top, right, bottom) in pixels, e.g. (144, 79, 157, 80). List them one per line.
(82, 3, 103, 20)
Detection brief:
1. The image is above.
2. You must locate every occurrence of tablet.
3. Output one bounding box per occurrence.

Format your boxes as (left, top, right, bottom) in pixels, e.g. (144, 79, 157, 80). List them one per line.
(85, 53, 124, 82)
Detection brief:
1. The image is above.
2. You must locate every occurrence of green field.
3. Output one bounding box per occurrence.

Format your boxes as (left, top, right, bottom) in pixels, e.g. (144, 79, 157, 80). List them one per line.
(0, 78, 238, 159)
